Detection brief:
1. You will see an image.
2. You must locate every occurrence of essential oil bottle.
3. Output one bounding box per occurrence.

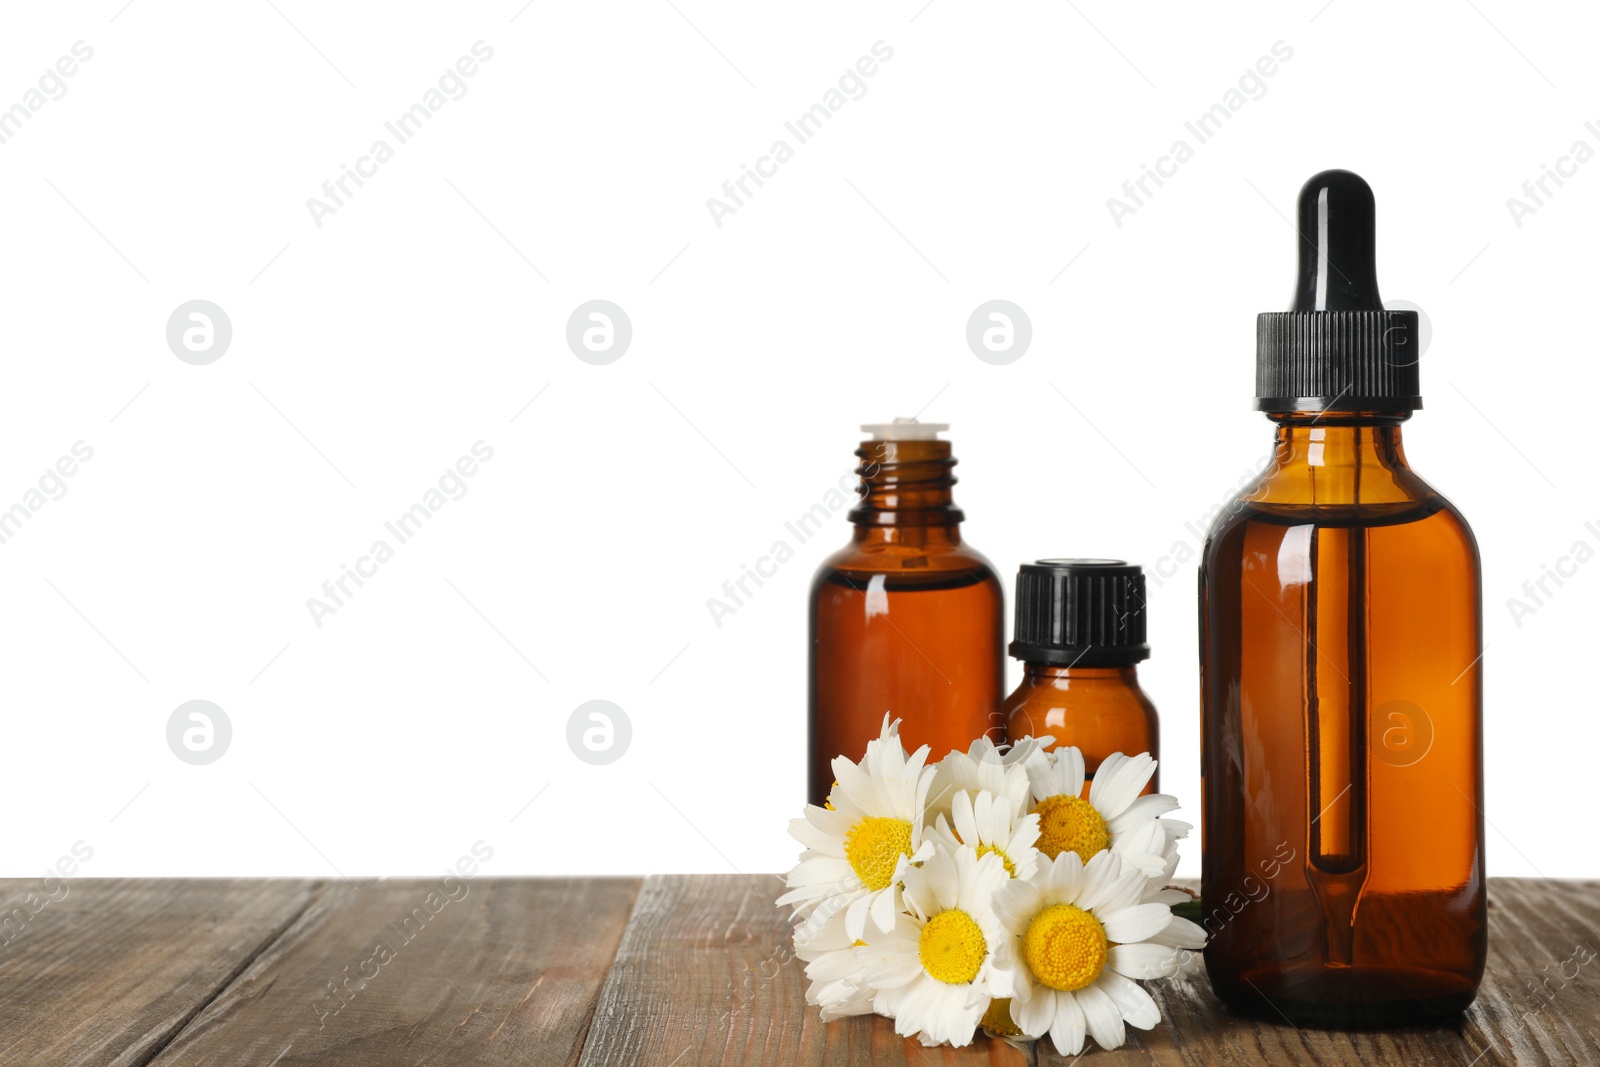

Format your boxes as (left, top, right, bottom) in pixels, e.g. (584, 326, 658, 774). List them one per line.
(1199, 170, 1486, 1026)
(807, 419, 1004, 805)
(1001, 560, 1159, 791)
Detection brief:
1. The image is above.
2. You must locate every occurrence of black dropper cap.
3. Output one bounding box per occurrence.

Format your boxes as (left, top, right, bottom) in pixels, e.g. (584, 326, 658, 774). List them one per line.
(1255, 170, 1422, 414)
(1009, 559, 1149, 667)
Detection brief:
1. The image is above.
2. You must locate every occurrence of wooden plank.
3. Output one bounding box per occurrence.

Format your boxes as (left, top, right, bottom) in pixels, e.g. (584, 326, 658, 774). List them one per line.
(1464, 878, 1600, 1066)
(577, 873, 1034, 1067)
(0, 878, 320, 1067)
(6, 875, 1592, 1065)
(144, 876, 641, 1067)
(1032, 878, 1600, 1067)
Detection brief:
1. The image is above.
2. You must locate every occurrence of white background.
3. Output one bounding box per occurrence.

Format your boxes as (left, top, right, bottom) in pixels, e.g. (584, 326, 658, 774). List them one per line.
(0, 1, 1593, 882)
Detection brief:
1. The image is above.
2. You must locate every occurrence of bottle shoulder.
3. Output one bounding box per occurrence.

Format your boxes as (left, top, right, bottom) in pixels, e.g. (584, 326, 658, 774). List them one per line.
(1200, 468, 1480, 574)
(1002, 672, 1161, 751)
(1002, 672, 1158, 715)
(814, 534, 1000, 578)
(1205, 457, 1474, 540)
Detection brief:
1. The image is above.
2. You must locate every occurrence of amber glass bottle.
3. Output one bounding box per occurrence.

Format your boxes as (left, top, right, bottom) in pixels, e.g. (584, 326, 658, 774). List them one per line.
(1001, 560, 1159, 792)
(807, 420, 1004, 806)
(1200, 171, 1485, 1026)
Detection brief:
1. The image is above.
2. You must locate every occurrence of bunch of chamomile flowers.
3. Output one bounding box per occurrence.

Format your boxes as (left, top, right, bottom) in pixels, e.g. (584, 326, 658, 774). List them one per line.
(778, 716, 1203, 1054)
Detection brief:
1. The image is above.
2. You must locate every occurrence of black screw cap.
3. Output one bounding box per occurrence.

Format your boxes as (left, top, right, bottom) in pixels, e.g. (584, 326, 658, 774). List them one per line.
(1009, 559, 1150, 668)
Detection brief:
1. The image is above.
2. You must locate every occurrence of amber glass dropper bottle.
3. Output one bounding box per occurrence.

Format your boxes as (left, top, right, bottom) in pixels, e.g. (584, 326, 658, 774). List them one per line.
(807, 419, 1004, 806)
(1001, 560, 1159, 792)
(1199, 170, 1485, 1026)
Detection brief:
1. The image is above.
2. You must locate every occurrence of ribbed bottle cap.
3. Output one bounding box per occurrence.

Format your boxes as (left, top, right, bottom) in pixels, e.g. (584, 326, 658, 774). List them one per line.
(1255, 170, 1421, 414)
(860, 417, 948, 441)
(1009, 559, 1149, 667)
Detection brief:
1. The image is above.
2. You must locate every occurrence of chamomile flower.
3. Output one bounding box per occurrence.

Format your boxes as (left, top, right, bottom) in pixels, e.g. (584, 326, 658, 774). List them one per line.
(791, 899, 875, 1021)
(778, 715, 936, 939)
(857, 843, 1014, 1047)
(1025, 747, 1190, 878)
(927, 734, 1054, 824)
(928, 787, 1042, 882)
(995, 848, 1205, 1055)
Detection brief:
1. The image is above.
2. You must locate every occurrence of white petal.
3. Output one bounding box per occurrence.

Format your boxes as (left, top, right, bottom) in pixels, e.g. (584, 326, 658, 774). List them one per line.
(783, 855, 855, 889)
(978, 790, 1011, 845)
(911, 761, 938, 832)
(844, 893, 872, 941)
(1144, 885, 1191, 907)
(817, 990, 875, 1021)
(1009, 812, 1041, 854)
(1098, 971, 1161, 1030)
(1110, 941, 1183, 980)
(1015, 985, 1057, 1036)
(831, 755, 875, 811)
(805, 952, 861, 983)
(1083, 856, 1148, 916)
(1046, 849, 1086, 903)
(1058, 746, 1087, 794)
(1149, 914, 1208, 951)
(964, 851, 1010, 913)
(1114, 846, 1178, 880)
(1089, 752, 1156, 820)
(951, 790, 979, 846)
(1074, 849, 1123, 912)
(995, 879, 1045, 932)
(986, 960, 1015, 1000)
(870, 885, 900, 933)
(923, 844, 960, 913)
(862, 952, 923, 989)
(1105, 791, 1181, 833)
(1076, 983, 1127, 1050)
(1047, 990, 1088, 1056)
(1102, 903, 1178, 945)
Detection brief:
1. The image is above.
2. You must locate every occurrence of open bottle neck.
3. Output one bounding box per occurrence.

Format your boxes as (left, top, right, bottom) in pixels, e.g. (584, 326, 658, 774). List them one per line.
(848, 438, 965, 540)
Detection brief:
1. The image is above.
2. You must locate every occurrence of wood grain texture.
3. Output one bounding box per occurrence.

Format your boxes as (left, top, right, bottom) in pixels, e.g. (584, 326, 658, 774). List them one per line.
(2, 876, 1592, 1066)
(1463, 878, 1600, 1067)
(577, 874, 1033, 1067)
(144, 877, 641, 1067)
(0, 878, 320, 1067)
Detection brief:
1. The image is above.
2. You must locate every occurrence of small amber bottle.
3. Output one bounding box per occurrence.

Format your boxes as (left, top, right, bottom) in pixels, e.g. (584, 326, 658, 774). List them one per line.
(807, 420, 1004, 806)
(1200, 170, 1485, 1026)
(1001, 560, 1159, 791)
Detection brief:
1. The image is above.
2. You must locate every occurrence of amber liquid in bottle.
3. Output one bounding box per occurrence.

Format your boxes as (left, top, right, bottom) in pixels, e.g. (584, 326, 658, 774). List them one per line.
(807, 429, 1004, 806)
(1200, 416, 1485, 1025)
(1003, 665, 1159, 793)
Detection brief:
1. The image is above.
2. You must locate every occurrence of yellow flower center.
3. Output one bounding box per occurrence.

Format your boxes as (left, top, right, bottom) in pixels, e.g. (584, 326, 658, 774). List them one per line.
(918, 909, 987, 985)
(844, 816, 912, 891)
(1032, 794, 1109, 861)
(981, 997, 1021, 1036)
(976, 843, 1016, 877)
(1023, 904, 1108, 992)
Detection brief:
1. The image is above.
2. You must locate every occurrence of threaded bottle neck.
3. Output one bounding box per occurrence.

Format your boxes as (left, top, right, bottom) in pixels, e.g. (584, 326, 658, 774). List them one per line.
(848, 439, 963, 528)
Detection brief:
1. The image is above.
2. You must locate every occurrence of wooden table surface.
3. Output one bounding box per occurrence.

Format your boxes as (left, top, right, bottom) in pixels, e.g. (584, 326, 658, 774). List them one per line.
(0, 876, 1593, 1066)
